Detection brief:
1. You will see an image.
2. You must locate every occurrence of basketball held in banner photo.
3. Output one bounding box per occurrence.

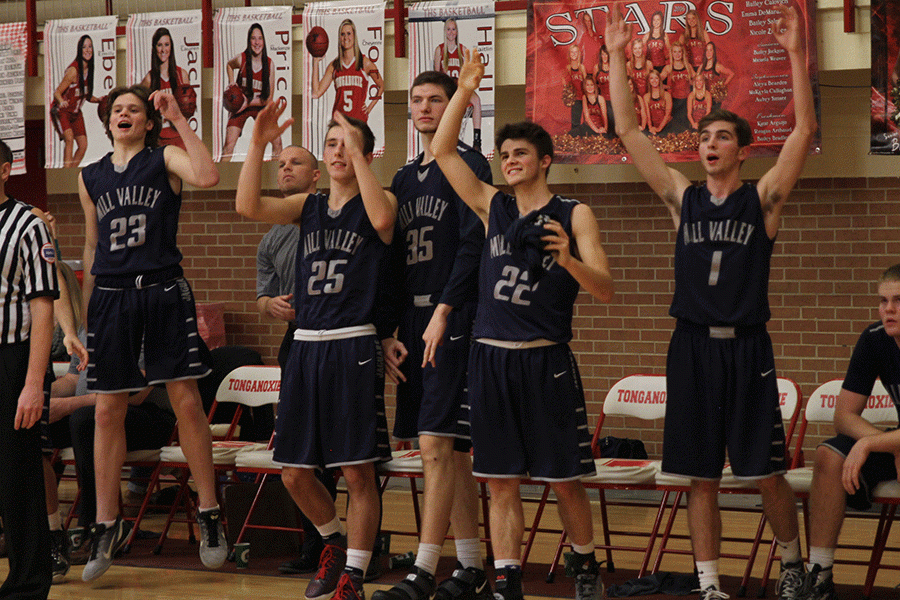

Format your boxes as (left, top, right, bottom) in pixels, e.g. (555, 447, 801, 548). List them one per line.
(223, 83, 245, 114)
(97, 95, 110, 122)
(176, 84, 197, 118)
(306, 26, 329, 58)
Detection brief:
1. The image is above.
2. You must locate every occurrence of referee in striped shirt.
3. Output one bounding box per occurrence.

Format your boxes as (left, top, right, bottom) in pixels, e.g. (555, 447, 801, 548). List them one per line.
(0, 137, 57, 599)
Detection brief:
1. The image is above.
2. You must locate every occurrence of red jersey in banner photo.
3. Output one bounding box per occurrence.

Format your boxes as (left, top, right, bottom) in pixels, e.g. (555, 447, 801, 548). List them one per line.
(437, 43, 461, 79)
(332, 58, 369, 122)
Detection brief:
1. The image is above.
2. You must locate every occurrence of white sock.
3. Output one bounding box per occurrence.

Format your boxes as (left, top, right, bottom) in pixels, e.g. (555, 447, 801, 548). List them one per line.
(776, 536, 801, 564)
(494, 559, 521, 570)
(571, 540, 595, 556)
(316, 517, 346, 540)
(807, 546, 835, 573)
(696, 559, 720, 591)
(198, 504, 220, 514)
(414, 543, 442, 575)
(346, 548, 372, 574)
(48, 511, 62, 531)
(454, 538, 483, 570)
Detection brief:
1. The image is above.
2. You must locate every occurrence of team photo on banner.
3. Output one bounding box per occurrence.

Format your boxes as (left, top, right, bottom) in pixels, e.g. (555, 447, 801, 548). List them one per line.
(44, 15, 117, 169)
(302, 0, 386, 159)
(526, 0, 821, 164)
(213, 5, 292, 163)
(126, 11, 203, 151)
(407, 0, 496, 160)
(870, 0, 900, 154)
(0, 22, 27, 175)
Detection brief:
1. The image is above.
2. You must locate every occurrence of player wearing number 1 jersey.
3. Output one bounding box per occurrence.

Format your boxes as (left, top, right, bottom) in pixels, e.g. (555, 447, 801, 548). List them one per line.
(236, 100, 395, 600)
(608, 5, 817, 599)
(78, 84, 223, 583)
(432, 50, 613, 600)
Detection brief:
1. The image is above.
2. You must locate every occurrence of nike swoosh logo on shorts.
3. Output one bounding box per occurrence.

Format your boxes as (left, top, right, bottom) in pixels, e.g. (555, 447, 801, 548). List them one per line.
(449, 335, 465, 341)
(475, 581, 487, 594)
(359, 358, 373, 366)
(554, 371, 567, 378)
(761, 368, 774, 377)
(164, 283, 177, 292)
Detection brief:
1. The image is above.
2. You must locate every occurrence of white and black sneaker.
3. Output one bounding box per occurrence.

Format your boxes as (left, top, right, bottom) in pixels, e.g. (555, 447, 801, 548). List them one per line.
(776, 560, 806, 600)
(82, 517, 132, 582)
(197, 507, 227, 569)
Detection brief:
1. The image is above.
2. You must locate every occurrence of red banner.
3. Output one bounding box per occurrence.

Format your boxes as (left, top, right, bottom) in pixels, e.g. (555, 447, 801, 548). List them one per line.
(871, 0, 900, 154)
(526, 0, 821, 164)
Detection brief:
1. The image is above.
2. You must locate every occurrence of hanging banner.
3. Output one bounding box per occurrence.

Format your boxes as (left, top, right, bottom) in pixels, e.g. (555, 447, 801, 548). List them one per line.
(407, 0, 496, 161)
(871, 0, 900, 154)
(302, 0, 386, 159)
(213, 6, 292, 162)
(126, 11, 202, 151)
(0, 23, 27, 175)
(526, 0, 821, 164)
(44, 16, 118, 169)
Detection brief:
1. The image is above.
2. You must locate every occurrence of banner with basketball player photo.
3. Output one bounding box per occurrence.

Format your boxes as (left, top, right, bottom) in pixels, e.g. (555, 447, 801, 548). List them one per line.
(213, 6, 292, 163)
(302, 0, 386, 159)
(126, 11, 202, 151)
(406, 0, 496, 161)
(44, 16, 118, 169)
(526, 0, 821, 164)
(870, 0, 900, 154)
(0, 23, 28, 175)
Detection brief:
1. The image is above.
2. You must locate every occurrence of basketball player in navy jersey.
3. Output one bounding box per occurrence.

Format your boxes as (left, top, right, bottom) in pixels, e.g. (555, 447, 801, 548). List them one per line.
(607, 5, 816, 600)
(78, 85, 223, 582)
(374, 70, 491, 600)
(236, 99, 394, 600)
(432, 50, 613, 600)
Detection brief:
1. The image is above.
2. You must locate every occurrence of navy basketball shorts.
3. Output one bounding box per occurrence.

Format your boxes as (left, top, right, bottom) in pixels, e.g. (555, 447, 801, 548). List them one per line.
(86, 277, 211, 393)
(662, 321, 788, 480)
(394, 302, 475, 452)
(820, 432, 898, 511)
(273, 333, 392, 469)
(468, 341, 596, 481)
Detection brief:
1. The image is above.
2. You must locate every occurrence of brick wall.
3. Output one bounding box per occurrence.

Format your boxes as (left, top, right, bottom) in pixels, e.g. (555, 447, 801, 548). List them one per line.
(49, 175, 900, 459)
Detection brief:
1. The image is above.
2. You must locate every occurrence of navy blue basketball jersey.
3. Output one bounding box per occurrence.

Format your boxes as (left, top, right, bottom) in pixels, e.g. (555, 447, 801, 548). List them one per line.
(82, 147, 182, 276)
(669, 183, 773, 326)
(842, 322, 900, 417)
(390, 143, 490, 305)
(472, 192, 581, 342)
(295, 193, 388, 329)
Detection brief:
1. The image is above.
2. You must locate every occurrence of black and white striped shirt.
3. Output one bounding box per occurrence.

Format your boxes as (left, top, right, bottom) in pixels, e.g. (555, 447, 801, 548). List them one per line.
(0, 198, 59, 344)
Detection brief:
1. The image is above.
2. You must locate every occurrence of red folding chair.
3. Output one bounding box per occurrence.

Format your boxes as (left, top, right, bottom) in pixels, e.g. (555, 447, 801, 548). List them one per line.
(782, 379, 896, 599)
(126, 365, 278, 555)
(651, 377, 803, 597)
(541, 374, 666, 582)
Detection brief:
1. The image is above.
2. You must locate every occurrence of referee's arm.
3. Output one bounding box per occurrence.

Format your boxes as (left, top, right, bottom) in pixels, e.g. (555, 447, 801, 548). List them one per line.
(16, 296, 53, 430)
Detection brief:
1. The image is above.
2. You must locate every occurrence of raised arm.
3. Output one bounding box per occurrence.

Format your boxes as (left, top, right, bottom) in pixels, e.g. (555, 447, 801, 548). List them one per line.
(606, 4, 689, 226)
(431, 48, 497, 227)
(332, 112, 396, 244)
(756, 4, 817, 237)
(236, 99, 309, 224)
(153, 91, 219, 190)
(542, 203, 613, 303)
